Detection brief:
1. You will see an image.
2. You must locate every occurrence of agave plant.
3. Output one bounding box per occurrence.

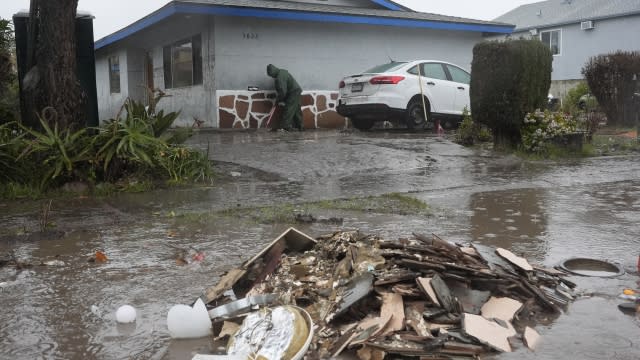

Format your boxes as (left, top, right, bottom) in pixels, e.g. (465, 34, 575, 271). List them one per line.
(16, 115, 91, 188)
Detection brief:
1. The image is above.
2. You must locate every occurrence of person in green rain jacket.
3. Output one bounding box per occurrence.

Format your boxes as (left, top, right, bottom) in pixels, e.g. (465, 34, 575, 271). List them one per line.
(267, 64, 303, 131)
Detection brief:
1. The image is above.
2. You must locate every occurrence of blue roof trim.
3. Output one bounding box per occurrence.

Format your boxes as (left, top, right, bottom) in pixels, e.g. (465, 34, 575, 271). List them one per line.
(95, 5, 177, 49)
(95, 3, 513, 49)
(369, 0, 404, 11)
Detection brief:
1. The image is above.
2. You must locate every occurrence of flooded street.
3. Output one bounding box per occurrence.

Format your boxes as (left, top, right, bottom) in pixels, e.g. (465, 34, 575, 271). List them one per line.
(1, 129, 640, 359)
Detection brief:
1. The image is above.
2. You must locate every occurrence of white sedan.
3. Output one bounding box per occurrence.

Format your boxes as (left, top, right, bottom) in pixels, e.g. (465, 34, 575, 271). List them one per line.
(336, 60, 471, 130)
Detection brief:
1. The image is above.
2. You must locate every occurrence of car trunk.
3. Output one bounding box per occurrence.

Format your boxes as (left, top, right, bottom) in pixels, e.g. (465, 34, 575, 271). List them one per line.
(341, 74, 381, 97)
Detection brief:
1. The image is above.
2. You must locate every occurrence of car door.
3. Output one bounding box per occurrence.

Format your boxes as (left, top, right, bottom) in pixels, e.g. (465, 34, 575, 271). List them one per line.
(419, 62, 456, 114)
(444, 64, 471, 114)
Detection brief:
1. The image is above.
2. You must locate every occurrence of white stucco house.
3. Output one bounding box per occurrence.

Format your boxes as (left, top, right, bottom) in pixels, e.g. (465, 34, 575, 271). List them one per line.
(494, 0, 640, 97)
(94, 0, 513, 129)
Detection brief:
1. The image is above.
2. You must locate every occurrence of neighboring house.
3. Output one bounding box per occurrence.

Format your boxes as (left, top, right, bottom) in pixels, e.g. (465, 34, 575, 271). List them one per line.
(494, 0, 640, 98)
(94, 0, 512, 129)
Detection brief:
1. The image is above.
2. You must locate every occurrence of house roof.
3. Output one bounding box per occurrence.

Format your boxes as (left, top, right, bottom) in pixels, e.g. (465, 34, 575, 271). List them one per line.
(494, 0, 640, 31)
(95, 0, 514, 50)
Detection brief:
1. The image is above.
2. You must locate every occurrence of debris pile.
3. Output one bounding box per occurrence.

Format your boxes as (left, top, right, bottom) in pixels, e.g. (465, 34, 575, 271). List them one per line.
(200, 229, 576, 359)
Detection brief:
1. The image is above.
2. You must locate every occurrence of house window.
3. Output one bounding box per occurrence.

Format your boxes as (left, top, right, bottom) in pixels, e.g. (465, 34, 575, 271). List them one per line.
(108, 56, 120, 94)
(540, 29, 561, 55)
(163, 34, 203, 88)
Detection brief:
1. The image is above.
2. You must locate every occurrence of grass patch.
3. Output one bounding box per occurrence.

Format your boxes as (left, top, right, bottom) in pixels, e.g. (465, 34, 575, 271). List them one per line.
(175, 193, 431, 225)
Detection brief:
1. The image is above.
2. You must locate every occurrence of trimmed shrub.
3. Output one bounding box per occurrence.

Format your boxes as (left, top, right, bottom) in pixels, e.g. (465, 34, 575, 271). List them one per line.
(582, 51, 640, 126)
(470, 39, 552, 148)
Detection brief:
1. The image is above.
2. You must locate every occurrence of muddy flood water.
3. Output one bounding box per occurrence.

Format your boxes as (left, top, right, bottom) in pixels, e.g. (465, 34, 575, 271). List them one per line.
(1, 129, 639, 359)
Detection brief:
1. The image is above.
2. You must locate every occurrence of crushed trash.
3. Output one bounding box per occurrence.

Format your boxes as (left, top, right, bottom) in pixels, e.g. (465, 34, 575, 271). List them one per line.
(88, 250, 108, 263)
(194, 229, 576, 358)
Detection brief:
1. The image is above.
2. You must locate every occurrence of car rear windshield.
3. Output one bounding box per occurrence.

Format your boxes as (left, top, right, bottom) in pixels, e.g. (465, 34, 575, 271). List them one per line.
(363, 62, 408, 74)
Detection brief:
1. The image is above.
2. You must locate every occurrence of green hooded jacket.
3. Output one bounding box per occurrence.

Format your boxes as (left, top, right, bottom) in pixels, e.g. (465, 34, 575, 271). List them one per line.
(267, 64, 302, 102)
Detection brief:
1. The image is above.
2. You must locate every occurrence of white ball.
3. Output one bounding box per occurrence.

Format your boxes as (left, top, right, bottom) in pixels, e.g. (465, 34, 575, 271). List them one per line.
(116, 305, 137, 323)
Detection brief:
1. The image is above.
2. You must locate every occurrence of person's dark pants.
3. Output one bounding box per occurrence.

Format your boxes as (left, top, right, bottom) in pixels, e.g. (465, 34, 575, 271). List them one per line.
(281, 91, 303, 130)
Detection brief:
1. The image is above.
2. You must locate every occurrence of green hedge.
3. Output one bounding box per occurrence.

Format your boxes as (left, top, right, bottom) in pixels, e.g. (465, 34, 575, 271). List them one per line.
(470, 39, 552, 148)
(582, 51, 640, 126)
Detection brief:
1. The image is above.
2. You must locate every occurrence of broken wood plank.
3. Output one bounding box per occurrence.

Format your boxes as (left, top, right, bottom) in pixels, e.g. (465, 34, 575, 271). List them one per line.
(202, 268, 247, 304)
(496, 248, 533, 272)
(405, 302, 433, 338)
(380, 293, 404, 336)
(480, 296, 523, 322)
(326, 272, 374, 322)
(442, 341, 485, 356)
(416, 277, 441, 306)
(523, 326, 541, 351)
(430, 274, 460, 313)
(400, 259, 447, 272)
(350, 314, 392, 346)
(330, 325, 358, 358)
(462, 313, 513, 352)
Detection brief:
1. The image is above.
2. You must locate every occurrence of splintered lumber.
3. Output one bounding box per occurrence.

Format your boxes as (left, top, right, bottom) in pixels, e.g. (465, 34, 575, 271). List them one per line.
(441, 341, 485, 356)
(481, 297, 523, 322)
(350, 315, 392, 346)
(416, 277, 441, 306)
(496, 248, 534, 272)
(330, 326, 358, 357)
(327, 272, 374, 322)
(523, 327, 541, 350)
(202, 268, 247, 304)
(414, 233, 461, 254)
(380, 293, 405, 336)
(430, 275, 459, 313)
(462, 313, 513, 352)
(405, 302, 433, 338)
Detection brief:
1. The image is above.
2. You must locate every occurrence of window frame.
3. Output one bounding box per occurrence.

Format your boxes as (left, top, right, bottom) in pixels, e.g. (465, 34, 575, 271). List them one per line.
(540, 28, 562, 56)
(163, 34, 203, 89)
(108, 55, 120, 94)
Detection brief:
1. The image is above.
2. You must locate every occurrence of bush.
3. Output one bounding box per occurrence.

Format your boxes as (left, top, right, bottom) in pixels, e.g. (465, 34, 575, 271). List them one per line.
(0, 18, 18, 124)
(561, 82, 590, 113)
(455, 107, 491, 146)
(582, 51, 640, 126)
(521, 110, 578, 153)
(470, 39, 553, 149)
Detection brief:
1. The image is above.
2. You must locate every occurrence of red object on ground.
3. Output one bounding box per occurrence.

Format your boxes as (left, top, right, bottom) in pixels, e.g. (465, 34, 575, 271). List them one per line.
(637, 254, 640, 273)
(266, 104, 282, 128)
(434, 119, 444, 136)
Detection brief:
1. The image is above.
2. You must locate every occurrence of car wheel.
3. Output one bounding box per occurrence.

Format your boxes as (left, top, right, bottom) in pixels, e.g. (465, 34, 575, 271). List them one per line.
(406, 99, 429, 130)
(351, 117, 374, 131)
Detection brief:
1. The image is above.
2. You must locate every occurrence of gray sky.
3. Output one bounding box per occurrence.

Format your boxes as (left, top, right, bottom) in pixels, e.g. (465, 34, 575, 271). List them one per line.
(1, 0, 539, 40)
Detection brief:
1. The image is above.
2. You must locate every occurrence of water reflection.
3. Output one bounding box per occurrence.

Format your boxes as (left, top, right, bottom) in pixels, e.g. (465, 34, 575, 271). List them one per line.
(470, 188, 549, 262)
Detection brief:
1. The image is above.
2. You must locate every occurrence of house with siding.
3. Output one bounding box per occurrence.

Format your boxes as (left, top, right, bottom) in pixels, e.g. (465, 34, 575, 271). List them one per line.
(94, 0, 513, 129)
(494, 0, 640, 98)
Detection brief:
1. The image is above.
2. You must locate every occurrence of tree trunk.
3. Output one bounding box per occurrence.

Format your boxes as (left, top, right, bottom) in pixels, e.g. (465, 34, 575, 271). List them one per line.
(26, 0, 82, 130)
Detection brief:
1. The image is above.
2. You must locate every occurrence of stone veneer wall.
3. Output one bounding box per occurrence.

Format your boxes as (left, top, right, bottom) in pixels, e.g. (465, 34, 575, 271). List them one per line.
(217, 90, 347, 129)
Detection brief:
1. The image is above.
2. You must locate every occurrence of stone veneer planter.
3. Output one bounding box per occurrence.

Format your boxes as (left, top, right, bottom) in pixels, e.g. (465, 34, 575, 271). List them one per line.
(217, 90, 347, 129)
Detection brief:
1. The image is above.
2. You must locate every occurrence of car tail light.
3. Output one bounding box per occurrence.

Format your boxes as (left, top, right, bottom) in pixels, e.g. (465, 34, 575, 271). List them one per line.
(339, 80, 346, 88)
(369, 76, 405, 85)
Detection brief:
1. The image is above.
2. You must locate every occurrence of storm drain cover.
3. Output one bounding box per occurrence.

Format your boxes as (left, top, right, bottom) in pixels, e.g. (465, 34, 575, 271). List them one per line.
(559, 258, 625, 278)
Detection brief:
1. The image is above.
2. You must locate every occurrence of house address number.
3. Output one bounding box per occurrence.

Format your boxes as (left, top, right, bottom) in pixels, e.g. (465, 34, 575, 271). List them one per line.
(243, 32, 259, 39)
